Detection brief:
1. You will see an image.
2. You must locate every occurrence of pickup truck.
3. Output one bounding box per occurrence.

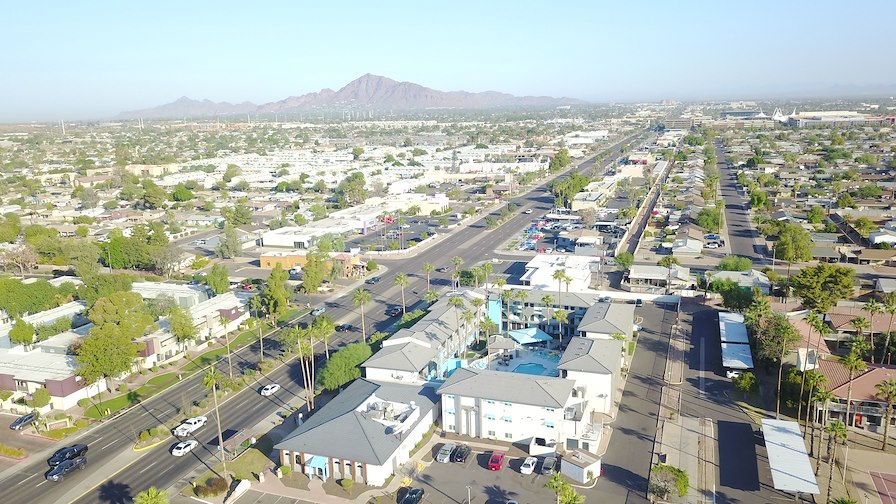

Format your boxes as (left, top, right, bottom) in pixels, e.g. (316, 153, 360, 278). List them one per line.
(173, 416, 207, 437)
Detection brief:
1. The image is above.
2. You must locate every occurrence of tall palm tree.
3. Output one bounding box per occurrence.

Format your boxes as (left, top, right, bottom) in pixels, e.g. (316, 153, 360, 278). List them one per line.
(311, 314, 334, 360)
(133, 486, 168, 504)
(481, 262, 493, 299)
(842, 349, 867, 427)
(461, 310, 476, 347)
(850, 317, 870, 360)
(874, 378, 896, 450)
(883, 292, 896, 364)
(422, 262, 434, 290)
(554, 309, 568, 339)
(298, 328, 315, 410)
(202, 368, 228, 479)
(552, 269, 568, 308)
(424, 289, 439, 305)
(865, 299, 882, 363)
(804, 374, 828, 456)
(352, 288, 372, 343)
(813, 388, 835, 467)
(218, 314, 233, 379)
(745, 295, 772, 331)
(248, 295, 267, 363)
(798, 310, 821, 423)
(448, 296, 466, 357)
(451, 255, 464, 281)
(824, 421, 848, 504)
(395, 273, 409, 314)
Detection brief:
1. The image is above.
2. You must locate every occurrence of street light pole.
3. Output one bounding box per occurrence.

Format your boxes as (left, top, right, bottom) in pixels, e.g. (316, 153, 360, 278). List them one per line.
(467, 485, 472, 504)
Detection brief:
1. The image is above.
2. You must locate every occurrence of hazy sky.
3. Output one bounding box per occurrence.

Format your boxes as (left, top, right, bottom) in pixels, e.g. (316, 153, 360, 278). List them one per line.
(1, 0, 893, 122)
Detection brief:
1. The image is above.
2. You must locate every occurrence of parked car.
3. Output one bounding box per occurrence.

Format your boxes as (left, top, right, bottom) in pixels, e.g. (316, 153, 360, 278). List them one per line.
(260, 383, 281, 396)
(436, 443, 456, 463)
(398, 488, 425, 504)
(487, 451, 506, 471)
(311, 307, 326, 316)
(171, 440, 199, 457)
(48, 444, 88, 467)
(520, 456, 538, 475)
(541, 456, 557, 475)
(705, 242, 720, 249)
(365, 276, 381, 285)
(726, 369, 743, 379)
(46, 456, 86, 482)
(635, 299, 643, 307)
(451, 444, 471, 463)
(9, 412, 36, 430)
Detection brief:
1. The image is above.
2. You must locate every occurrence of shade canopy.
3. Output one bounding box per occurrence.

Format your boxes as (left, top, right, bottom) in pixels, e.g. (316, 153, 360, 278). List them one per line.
(507, 327, 552, 345)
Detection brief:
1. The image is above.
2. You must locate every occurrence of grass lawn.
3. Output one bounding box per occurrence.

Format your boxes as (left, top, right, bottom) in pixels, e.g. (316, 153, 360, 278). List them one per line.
(323, 477, 377, 498)
(83, 394, 135, 419)
(278, 309, 301, 323)
(43, 420, 90, 440)
(182, 331, 257, 372)
(227, 435, 275, 480)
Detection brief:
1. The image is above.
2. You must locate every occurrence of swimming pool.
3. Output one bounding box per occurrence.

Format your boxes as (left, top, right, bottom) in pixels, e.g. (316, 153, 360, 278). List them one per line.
(513, 363, 549, 376)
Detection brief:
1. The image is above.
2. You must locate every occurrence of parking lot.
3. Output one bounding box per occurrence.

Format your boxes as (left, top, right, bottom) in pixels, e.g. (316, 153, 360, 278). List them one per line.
(0, 413, 58, 473)
(416, 443, 556, 504)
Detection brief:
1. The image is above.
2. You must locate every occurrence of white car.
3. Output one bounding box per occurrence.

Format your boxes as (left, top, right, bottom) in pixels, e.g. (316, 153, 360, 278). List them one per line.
(173, 416, 208, 437)
(436, 442, 456, 463)
(726, 370, 743, 379)
(524, 209, 533, 214)
(171, 440, 199, 457)
(520, 456, 538, 475)
(260, 383, 281, 396)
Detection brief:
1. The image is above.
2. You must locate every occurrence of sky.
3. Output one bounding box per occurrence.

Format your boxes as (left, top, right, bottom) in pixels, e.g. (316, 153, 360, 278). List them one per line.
(1, 0, 894, 122)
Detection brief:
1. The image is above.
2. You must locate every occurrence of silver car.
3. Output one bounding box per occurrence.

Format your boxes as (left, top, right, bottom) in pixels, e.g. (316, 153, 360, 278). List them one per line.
(436, 442, 456, 463)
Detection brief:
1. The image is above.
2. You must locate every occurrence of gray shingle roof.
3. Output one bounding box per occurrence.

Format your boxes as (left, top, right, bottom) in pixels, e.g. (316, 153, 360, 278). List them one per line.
(437, 367, 573, 408)
(274, 380, 438, 465)
(558, 337, 622, 375)
(576, 303, 634, 335)
(362, 342, 438, 373)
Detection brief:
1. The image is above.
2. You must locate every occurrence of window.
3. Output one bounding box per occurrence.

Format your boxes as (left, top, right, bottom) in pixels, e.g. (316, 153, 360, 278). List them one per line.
(545, 407, 555, 413)
(503, 416, 513, 423)
(485, 400, 495, 405)
(505, 432, 513, 439)
(503, 401, 512, 407)
(447, 408, 455, 415)
(448, 424, 455, 431)
(444, 394, 454, 400)
(487, 430, 496, 437)
(485, 414, 496, 421)
(545, 421, 555, 428)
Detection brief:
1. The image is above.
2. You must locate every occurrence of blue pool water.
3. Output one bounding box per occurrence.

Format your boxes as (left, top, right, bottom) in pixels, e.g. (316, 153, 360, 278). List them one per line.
(513, 363, 548, 375)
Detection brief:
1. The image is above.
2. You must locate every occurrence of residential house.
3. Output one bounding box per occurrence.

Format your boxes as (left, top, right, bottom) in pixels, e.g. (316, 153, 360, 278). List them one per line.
(623, 264, 692, 294)
(0, 301, 88, 349)
(275, 379, 439, 486)
(705, 269, 771, 295)
(814, 360, 896, 441)
(189, 292, 249, 341)
(576, 303, 636, 339)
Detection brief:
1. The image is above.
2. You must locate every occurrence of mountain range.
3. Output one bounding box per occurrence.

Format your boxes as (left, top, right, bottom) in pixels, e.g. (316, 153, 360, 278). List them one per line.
(115, 74, 586, 119)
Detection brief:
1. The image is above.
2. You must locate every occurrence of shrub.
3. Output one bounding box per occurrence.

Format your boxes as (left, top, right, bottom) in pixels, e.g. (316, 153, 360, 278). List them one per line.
(366, 260, 378, 271)
(77, 398, 90, 408)
(148, 427, 158, 437)
(139, 430, 150, 442)
(0, 390, 14, 401)
(340, 479, 353, 491)
(0, 443, 26, 458)
(196, 476, 229, 497)
(280, 465, 292, 476)
(117, 384, 129, 393)
(26, 387, 51, 408)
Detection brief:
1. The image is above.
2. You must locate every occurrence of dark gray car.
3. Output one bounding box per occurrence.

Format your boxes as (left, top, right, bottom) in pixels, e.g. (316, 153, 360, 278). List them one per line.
(10, 412, 36, 430)
(46, 456, 86, 482)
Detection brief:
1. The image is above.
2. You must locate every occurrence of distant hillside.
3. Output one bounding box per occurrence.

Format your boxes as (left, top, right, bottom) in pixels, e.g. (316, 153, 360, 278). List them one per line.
(115, 97, 257, 120)
(114, 74, 586, 119)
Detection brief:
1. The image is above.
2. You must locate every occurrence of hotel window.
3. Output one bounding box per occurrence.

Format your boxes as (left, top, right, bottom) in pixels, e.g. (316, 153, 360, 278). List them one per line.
(488, 430, 496, 437)
(503, 416, 513, 423)
(503, 401, 512, 407)
(545, 421, 555, 428)
(447, 408, 455, 415)
(444, 394, 454, 400)
(545, 407, 555, 413)
(448, 424, 455, 431)
(485, 400, 495, 405)
(505, 432, 513, 439)
(485, 414, 496, 421)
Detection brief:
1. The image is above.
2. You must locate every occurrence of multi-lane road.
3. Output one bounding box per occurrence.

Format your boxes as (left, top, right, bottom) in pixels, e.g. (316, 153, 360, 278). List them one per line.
(0, 131, 648, 504)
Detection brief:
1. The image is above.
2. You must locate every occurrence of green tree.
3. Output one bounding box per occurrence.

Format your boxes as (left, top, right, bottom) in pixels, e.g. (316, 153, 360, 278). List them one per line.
(311, 314, 335, 360)
(318, 342, 373, 391)
(76, 273, 134, 307)
(76, 323, 142, 393)
(807, 205, 825, 224)
(695, 206, 723, 232)
(875, 378, 896, 450)
(352, 288, 372, 343)
(841, 349, 867, 427)
(223, 164, 241, 182)
(171, 183, 194, 202)
(216, 223, 241, 259)
(422, 262, 434, 290)
(614, 251, 634, 271)
(88, 292, 153, 340)
(824, 421, 848, 503)
(9, 318, 35, 349)
(351, 146, 364, 160)
(300, 252, 328, 295)
(264, 265, 290, 325)
(753, 312, 801, 418)
(717, 255, 753, 272)
(205, 264, 230, 295)
(27, 387, 51, 408)
(732, 371, 758, 398)
(222, 204, 253, 226)
(790, 264, 855, 313)
(334, 172, 368, 208)
(168, 306, 197, 347)
(133, 487, 169, 504)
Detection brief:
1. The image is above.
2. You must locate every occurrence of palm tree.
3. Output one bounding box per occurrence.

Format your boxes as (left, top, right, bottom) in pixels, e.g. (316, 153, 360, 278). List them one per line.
(481, 262, 493, 299)
(218, 314, 233, 379)
(461, 310, 476, 349)
(248, 294, 267, 363)
(658, 256, 680, 294)
(297, 328, 315, 410)
(133, 487, 168, 504)
(469, 298, 485, 342)
(552, 269, 568, 307)
(813, 388, 835, 468)
(842, 349, 867, 427)
(512, 289, 528, 332)
(804, 374, 828, 456)
(874, 378, 896, 450)
(451, 255, 464, 281)
(352, 288, 372, 343)
(395, 273, 409, 314)
(202, 368, 228, 479)
(448, 296, 467, 357)
(422, 262, 434, 290)
(554, 309, 568, 339)
(850, 317, 870, 360)
(797, 310, 821, 423)
(745, 295, 772, 331)
(311, 314, 334, 360)
(883, 292, 896, 364)
(824, 421, 848, 504)
(865, 299, 882, 363)
(424, 289, 439, 305)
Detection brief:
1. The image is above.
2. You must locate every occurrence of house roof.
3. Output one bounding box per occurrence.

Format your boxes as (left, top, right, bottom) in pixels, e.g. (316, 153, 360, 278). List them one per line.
(707, 269, 770, 290)
(362, 342, 439, 373)
(558, 337, 622, 375)
(628, 264, 691, 282)
(576, 302, 634, 335)
(877, 278, 896, 293)
(437, 367, 573, 408)
(274, 379, 438, 465)
(830, 366, 896, 402)
(811, 246, 840, 259)
(826, 310, 891, 334)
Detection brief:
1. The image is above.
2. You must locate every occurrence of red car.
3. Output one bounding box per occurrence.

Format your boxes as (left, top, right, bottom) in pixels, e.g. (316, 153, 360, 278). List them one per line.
(487, 451, 506, 471)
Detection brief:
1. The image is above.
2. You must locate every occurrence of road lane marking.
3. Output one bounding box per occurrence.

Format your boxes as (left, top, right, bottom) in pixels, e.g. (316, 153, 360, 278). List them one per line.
(699, 334, 706, 396)
(19, 473, 37, 484)
(102, 440, 116, 450)
(35, 480, 46, 487)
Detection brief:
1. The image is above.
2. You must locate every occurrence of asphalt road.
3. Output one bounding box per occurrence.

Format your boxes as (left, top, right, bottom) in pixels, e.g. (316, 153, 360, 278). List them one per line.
(1, 131, 646, 504)
(716, 140, 763, 262)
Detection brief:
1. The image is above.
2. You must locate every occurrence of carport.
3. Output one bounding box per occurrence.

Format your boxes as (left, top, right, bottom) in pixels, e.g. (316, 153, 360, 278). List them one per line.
(760, 419, 819, 497)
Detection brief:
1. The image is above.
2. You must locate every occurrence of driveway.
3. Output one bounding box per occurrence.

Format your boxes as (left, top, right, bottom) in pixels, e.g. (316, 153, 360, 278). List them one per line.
(417, 452, 555, 504)
(0, 413, 58, 472)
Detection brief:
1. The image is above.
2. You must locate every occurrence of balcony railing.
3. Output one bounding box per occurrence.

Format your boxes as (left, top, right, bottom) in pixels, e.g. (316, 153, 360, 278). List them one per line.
(821, 403, 886, 416)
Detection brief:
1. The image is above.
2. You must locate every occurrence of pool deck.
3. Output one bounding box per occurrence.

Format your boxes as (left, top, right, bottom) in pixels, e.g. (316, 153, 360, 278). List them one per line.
(484, 348, 561, 376)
